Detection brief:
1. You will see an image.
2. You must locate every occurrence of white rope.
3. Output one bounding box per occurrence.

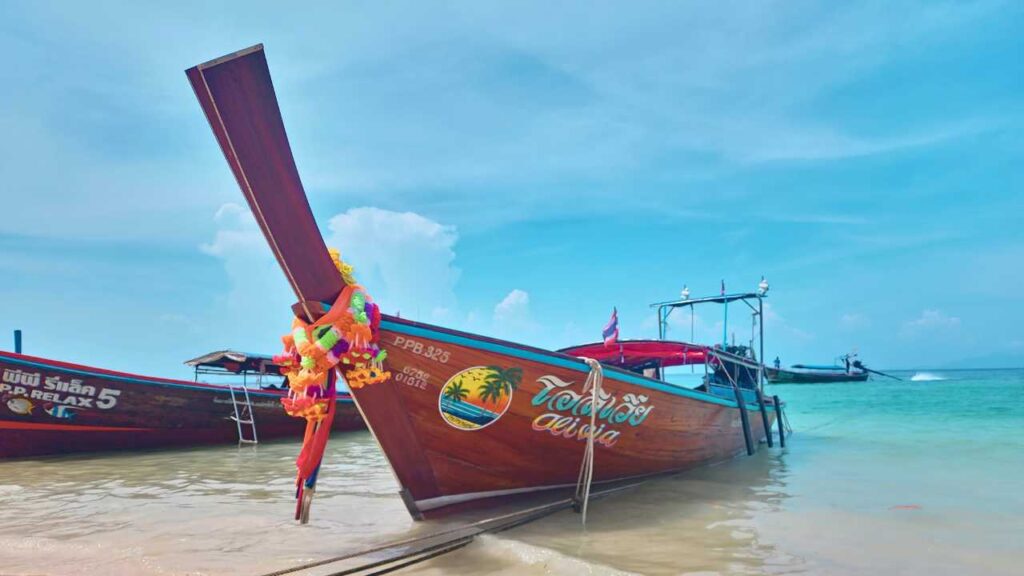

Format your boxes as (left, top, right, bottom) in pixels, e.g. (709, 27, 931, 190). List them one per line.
(574, 357, 603, 525)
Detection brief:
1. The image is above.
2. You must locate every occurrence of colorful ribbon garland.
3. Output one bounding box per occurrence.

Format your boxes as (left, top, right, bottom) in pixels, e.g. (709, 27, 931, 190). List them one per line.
(273, 249, 391, 521)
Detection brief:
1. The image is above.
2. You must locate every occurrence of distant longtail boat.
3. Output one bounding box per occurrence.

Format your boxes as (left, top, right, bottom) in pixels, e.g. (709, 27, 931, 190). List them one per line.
(765, 365, 870, 384)
(0, 349, 363, 459)
(765, 353, 890, 384)
(186, 44, 788, 520)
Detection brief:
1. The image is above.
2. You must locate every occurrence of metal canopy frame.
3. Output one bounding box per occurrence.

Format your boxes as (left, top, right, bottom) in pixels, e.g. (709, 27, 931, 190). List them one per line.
(649, 290, 767, 391)
(185, 350, 284, 390)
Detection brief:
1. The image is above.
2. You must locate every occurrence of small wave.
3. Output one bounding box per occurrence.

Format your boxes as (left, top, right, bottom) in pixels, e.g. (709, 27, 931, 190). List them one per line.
(0, 484, 24, 495)
(465, 534, 640, 575)
(911, 372, 946, 382)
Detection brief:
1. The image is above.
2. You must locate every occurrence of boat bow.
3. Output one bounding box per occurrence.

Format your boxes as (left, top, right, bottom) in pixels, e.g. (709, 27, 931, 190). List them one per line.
(186, 44, 344, 321)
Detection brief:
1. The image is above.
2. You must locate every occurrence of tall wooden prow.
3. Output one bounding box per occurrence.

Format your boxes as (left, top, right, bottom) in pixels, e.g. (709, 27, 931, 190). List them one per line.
(187, 44, 358, 523)
(185, 44, 344, 322)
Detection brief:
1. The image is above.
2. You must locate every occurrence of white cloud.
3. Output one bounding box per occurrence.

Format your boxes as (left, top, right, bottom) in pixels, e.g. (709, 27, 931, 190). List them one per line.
(199, 203, 265, 257)
(0, 1, 1007, 243)
(325, 207, 459, 322)
(662, 309, 721, 344)
(839, 312, 870, 331)
(201, 205, 559, 343)
(901, 309, 961, 338)
(492, 289, 537, 338)
(494, 289, 531, 323)
(763, 302, 813, 342)
(656, 301, 810, 347)
(198, 203, 294, 330)
(203, 205, 461, 320)
(199, 204, 465, 351)
(194, 204, 297, 356)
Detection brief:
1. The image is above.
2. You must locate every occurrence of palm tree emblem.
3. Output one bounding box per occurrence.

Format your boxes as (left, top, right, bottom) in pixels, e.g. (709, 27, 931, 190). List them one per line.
(477, 366, 523, 407)
(443, 379, 469, 403)
(438, 365, 522, 431)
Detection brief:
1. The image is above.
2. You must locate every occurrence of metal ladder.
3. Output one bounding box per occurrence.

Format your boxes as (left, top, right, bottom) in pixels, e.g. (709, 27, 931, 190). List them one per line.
(228, 382, 258, 445)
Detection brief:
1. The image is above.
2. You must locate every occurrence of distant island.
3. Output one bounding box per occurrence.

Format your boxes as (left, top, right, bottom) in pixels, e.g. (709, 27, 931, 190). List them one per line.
(940, 352, 1024, 371)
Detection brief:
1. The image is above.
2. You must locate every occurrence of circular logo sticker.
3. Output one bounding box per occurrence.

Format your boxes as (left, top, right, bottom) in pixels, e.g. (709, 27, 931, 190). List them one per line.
(438, 366, 521, 431)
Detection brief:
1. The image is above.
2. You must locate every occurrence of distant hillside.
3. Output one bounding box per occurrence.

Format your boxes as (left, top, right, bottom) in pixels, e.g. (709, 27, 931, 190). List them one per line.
(940, 351, 1024, 370)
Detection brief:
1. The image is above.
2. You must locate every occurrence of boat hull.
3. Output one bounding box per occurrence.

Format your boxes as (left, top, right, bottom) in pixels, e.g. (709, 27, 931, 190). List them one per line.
(0, 351, 364, 459)
(353, 317, 775, 518)
(765, 367, 869, 384)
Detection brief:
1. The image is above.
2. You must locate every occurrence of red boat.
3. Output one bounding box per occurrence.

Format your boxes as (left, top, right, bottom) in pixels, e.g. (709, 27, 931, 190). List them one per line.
(0, 349, 364, 459)
(186, 44, 787, 520)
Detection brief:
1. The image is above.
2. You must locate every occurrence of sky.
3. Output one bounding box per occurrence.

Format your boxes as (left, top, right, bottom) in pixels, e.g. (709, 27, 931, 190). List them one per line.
(1, 0, 1022, 377)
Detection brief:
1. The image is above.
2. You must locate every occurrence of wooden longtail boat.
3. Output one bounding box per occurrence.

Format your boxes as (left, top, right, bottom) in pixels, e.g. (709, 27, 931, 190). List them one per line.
(766, 353, 886, 384)
(765, 365, 870, 384)
(186, 44, 786, 520)
(0, 349, 363, 459)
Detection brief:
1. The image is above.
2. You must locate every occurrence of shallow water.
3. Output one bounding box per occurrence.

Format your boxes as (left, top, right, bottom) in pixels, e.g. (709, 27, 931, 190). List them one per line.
(1, 369, 1021, 575)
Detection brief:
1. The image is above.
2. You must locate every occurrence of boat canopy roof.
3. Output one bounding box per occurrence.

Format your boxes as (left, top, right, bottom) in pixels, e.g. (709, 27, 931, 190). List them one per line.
(649, 292, 763, 309)
(184, 350, 283, 375)
(558, 340, 709, 371)
(792, 364, 845, 371)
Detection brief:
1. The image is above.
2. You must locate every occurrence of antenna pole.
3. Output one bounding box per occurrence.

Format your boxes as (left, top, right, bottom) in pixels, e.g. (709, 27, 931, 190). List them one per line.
(690, 307, 695, 373)
(758, 297, 765, 391)
(13, 330, 21, 354)
(722, 301, 729, 347)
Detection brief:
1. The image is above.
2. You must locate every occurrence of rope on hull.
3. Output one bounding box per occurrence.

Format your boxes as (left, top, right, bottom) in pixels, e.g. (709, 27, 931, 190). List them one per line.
(572, 357, 604, 524)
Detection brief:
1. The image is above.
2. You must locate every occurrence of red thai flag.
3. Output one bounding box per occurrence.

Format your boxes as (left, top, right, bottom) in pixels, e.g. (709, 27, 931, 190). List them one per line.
(603, 308, 619, 347)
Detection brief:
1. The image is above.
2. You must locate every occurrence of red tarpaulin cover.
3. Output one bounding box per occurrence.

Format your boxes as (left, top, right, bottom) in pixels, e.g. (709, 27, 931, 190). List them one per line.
(558, 340, 709, 370)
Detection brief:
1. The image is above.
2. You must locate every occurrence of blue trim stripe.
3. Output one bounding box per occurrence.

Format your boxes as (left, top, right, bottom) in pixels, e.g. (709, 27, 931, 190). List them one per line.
(1, 355, 355, 403)
(383, 320, 757, 410)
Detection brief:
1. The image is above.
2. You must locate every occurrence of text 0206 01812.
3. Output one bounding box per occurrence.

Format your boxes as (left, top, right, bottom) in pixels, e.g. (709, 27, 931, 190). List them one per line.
(395, 366, 430, 390)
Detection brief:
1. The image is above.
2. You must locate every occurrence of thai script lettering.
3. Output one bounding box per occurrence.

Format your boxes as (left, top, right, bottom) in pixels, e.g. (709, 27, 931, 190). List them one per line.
(529, 375, 655, 447)
(2, 368, 41, 388)
(1, 369, 121, 409)
(531, 413, 621, 447)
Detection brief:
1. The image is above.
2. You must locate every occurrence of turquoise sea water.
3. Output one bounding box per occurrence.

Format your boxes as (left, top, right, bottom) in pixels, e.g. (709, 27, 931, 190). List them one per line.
(0, 369, 1021, 575)
(408, 369, 1024, 575)
(752, 370, 1024, 574)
